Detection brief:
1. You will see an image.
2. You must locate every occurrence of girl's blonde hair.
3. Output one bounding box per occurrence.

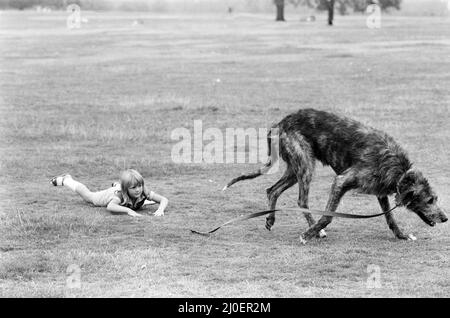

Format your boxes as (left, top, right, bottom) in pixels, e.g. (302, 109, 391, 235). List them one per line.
(119, 169, 145, 207)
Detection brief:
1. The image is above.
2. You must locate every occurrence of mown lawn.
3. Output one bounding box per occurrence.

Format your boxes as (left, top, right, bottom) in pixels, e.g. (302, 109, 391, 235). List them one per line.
(0, 11, 449, 297)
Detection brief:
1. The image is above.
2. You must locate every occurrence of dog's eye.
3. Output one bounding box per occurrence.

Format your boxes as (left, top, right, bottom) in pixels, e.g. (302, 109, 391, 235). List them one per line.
(427, 197, 435, 205)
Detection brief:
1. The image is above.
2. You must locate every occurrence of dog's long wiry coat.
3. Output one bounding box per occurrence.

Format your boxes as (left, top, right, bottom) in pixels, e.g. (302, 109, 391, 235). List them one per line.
(225, 108, 447, 242)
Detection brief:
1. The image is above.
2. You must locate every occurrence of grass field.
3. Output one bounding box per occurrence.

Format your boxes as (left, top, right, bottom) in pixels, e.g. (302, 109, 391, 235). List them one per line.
(0, 11, 449, 298)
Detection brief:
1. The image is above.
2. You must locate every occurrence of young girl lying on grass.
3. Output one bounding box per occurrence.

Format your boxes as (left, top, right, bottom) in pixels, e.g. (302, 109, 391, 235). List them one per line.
(51, 169, 168, 217)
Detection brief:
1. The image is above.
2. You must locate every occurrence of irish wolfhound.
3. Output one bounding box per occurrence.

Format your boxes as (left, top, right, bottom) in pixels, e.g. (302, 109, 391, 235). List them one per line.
(224, 108, 447, 242)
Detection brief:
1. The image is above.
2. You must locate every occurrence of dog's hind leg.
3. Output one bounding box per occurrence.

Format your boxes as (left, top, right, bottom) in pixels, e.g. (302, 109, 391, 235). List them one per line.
(281, 131, 322, 235)
(377, 196, 415, 240)
(265, 168, 297, 230)
(300, 171, 355, 243)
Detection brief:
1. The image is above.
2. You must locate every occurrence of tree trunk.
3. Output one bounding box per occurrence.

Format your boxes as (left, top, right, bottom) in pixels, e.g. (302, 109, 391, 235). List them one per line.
(327, 0, 335, 25)
(275, 0, 285, 21)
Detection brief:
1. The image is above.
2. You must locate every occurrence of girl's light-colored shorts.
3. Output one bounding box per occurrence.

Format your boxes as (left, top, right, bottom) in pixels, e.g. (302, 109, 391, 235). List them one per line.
(91, 184, 120, 207)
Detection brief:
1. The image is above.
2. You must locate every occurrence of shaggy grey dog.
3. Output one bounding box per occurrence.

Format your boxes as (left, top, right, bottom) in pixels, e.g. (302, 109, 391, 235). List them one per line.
(225, 108, 447, 242)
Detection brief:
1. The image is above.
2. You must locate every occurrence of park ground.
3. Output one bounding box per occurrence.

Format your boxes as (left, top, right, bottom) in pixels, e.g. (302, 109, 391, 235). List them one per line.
(0, 11, 449, 297)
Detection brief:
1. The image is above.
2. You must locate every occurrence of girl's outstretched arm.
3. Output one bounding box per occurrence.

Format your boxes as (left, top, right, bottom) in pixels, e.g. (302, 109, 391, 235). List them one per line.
(107, 198, 142, 217)
(149, 192, 168, 216)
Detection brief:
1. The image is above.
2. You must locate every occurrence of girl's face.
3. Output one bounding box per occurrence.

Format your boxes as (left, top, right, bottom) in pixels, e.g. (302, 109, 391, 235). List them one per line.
(128, 184, 143, 199)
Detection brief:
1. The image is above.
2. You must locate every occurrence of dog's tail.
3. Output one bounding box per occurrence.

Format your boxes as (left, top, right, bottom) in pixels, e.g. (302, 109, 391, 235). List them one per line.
(222, 126, 280, 191)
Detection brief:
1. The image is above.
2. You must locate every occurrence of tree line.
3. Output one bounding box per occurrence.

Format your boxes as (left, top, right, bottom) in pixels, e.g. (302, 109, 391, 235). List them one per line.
(0, 0, 401, 12)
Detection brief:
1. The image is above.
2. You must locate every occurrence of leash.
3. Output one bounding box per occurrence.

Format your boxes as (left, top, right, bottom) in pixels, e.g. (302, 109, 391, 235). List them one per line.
(190, 204, 402, 236)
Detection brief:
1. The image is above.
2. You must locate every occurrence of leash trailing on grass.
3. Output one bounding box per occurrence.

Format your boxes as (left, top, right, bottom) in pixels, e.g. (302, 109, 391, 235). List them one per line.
(190, 204, 402, 236)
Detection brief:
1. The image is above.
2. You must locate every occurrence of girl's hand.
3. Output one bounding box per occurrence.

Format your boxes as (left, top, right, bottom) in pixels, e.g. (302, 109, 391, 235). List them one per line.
(148, 192, 168, 217)
(128, 211, 143, 217)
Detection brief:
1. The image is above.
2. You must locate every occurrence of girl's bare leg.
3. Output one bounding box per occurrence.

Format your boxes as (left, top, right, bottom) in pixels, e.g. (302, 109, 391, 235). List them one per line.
(70, 182, 95, 203)
(52, 175, 95, 204)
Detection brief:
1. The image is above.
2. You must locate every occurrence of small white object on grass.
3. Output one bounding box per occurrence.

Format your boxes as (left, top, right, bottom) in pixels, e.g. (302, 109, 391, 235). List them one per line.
(408, 234, 417, 241)
(132, 19, 144, 26)
(318, 229, 327, 238)
(299, 235, 307, 245)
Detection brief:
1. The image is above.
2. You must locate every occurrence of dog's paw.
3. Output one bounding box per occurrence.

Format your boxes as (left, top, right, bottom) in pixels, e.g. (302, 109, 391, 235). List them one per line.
(299, 235, 308, 245)
(265, 217, 274, 231)
(318, 229, 327, 238)
(397, 233, 417, 241)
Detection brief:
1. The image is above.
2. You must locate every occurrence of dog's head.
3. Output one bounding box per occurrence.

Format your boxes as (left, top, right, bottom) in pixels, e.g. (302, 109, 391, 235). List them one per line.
(396, 169, 447, 226)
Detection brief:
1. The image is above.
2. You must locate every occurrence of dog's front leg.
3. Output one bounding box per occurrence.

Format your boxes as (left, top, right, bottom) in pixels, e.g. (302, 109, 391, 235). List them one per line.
(300, 174, 351, 243)
(377, 196, 416, 241)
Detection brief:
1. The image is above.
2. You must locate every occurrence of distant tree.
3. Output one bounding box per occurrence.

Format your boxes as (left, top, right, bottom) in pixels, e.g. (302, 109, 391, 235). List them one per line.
(348, 0, 367, 13)
(327, 0, 335, 25)
(273, 0, 325, 22)
(272, 0, 401, 25)
(334, 0, 402, 14)
(295, 0, 337, 24)
(304, 0, 402, 15)
(274, 0, 285, 21)
(376, 0, 401, 11)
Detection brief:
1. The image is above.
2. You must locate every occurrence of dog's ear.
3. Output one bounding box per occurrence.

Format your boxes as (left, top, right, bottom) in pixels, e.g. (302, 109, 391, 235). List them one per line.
(397, 169, 422, 193)
(396, 170, 422, 206)
(395, 190, 415, 206)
